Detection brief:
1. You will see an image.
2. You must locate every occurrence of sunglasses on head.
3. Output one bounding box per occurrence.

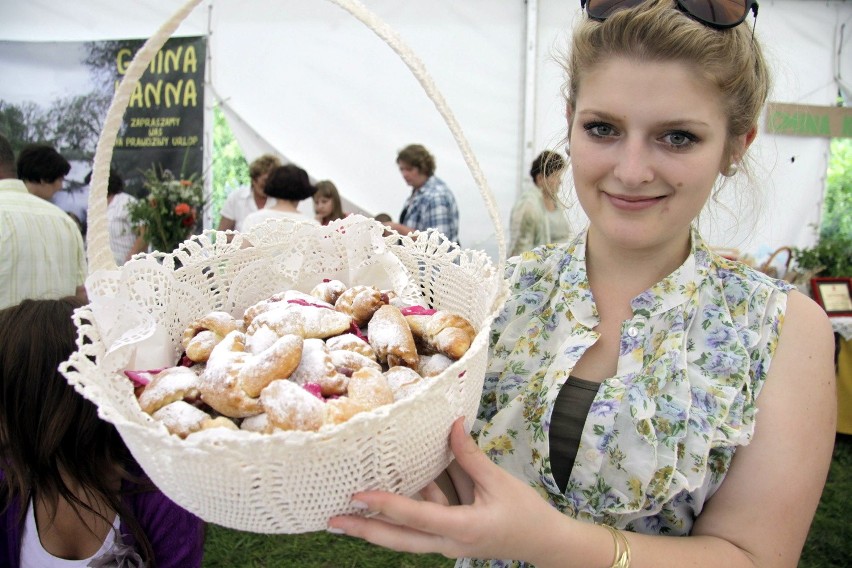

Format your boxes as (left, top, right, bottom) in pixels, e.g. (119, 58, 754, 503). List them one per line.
(581, 0, 758, 30)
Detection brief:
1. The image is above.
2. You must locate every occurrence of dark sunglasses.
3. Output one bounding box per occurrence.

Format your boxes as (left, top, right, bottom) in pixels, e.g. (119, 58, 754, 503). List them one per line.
(581, 0, 758, 30)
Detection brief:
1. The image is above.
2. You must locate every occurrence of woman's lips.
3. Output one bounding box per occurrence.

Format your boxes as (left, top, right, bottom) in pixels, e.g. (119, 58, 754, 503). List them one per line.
(605, 192, 666, 211)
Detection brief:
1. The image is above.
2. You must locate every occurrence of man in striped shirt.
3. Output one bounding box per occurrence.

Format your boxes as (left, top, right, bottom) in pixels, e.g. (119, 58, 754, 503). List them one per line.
(0, 136, 86, 309)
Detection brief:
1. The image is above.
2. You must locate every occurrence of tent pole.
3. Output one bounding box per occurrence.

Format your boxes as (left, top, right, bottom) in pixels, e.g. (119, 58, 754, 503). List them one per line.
(521, 0, 539, 197)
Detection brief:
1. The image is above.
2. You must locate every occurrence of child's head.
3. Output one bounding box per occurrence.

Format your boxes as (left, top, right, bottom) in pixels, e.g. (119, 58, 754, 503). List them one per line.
(313, 180, 345, 223)
(0, 297, 132, 517)
(373, 212, 392, 224)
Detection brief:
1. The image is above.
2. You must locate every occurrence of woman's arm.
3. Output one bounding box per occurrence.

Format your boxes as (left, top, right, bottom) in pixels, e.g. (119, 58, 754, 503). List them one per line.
(328, 291, 836, 567)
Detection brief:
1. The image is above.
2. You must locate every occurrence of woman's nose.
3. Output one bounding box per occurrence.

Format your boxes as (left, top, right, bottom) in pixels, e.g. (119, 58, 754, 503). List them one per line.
(612, 138, 654, 188)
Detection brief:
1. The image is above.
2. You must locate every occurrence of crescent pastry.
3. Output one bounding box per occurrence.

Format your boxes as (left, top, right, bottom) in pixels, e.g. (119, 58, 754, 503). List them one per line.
(347, 367, 394, 410)
(260, 379, 325, 431)
(247, 303, 352, 339)
(137, 366, 200, 415)
(334, 285, 386, 327)
(181, 311, 241, 363)
(404, 310, 476, 360)
(368, 304, 419, 369)
(310, 279, 348, 305)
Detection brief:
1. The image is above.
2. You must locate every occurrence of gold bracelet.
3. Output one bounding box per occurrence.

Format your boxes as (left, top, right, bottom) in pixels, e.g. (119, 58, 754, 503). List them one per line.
(601, 524, 632, 568)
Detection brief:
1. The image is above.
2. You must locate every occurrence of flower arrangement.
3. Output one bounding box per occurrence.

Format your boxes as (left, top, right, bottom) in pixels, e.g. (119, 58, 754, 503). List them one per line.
(128, 165, 204, 253)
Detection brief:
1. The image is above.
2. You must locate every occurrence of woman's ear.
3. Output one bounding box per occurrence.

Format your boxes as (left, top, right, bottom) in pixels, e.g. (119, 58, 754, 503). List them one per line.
(743, 124, 758, 151)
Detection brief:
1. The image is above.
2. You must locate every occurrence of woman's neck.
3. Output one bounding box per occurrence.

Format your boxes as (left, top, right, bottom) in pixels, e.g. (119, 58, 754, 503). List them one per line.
(584, 227, 691, 300)
(271, 199, 300, 213)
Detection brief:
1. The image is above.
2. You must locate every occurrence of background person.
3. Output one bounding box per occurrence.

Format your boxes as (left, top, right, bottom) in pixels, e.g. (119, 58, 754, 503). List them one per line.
(16, 143, 71, 202)
(241, 164, 319, 232)
(385, 144, 459, 244)
(0, 297, 205, 567)
(313, 180, 347, 225)
(328, 2, 836, 567)
(508, 150, 572, 257)
(217, 153, 281, 232)
(0, 134, 86, 309)
(105, 168, 148, 265)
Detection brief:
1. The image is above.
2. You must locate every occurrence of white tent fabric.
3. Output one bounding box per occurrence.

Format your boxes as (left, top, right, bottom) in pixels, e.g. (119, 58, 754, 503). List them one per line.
(1, 0, 850, 261)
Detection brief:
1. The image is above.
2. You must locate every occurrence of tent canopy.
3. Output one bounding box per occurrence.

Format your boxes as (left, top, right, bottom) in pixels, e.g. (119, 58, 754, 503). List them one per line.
(1, 0, 850, 261)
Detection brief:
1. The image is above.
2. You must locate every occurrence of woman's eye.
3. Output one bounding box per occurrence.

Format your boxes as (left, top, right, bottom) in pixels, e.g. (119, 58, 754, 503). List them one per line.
(663, 131, 698, 148)
(583, 122, 615, 138)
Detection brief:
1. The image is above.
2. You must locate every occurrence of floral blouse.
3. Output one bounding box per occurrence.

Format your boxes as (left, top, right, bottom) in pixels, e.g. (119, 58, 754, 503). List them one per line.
(458, 229, 791, 568)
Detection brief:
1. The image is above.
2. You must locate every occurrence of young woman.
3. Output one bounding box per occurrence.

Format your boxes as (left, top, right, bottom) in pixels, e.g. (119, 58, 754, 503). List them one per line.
(0, 298, 205, 567)
(313, 180, 347, 225)
(509, 150, 571, 257)
(328, 2, 836, 567)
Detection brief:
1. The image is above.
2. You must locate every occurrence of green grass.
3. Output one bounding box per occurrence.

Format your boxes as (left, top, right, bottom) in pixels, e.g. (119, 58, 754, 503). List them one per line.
(203, 435, 851, 567)
(799, 434, 852, 568)
(203, 526, 452, 568)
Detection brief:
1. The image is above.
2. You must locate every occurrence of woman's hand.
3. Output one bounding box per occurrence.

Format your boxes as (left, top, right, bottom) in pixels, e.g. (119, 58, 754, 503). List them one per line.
(327, 418, 560, 563)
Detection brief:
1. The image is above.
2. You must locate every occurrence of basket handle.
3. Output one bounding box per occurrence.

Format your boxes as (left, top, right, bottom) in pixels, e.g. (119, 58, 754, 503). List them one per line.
(87, 0, 506, 274)
(759, 246, 793, 274)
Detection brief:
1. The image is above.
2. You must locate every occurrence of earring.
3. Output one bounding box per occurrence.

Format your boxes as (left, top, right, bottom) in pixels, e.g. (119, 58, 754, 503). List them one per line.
(723, 163, 739, 177)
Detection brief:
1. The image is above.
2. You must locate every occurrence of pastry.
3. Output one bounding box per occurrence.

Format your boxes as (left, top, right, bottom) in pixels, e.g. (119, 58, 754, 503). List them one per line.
(137, 366, 200, 415)
(384, 366, 425, 401)
(260, 379, 325, 431)
(323, 397, 366, 425)
(325, 333, 377, 361)
(289, 338, 348, 396)
(310, 279, 348, 305)
(151, 400, 210, 438)
(247, 302, 352, 339)
(239, 334, 304, 397)
(181, 311, 241, 363)
(334, 285, 386, 327)
(329, 349, 382, 375)
(347, 367, 394, 410)
(368, 304, 419, 368)
(405, 310, 476, 360)
(417, 353, 454, 377)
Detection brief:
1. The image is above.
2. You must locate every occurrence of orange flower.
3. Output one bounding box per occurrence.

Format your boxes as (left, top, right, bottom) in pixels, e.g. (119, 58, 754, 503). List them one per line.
(174, 202, 191, 215)
(180, 179, 193, 186)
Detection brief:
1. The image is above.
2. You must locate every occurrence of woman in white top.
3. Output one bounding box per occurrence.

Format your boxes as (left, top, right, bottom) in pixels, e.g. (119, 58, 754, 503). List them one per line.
(241, 164, 319, 232)
(106, 169, 147, 265)
(217, 153, 281, 232)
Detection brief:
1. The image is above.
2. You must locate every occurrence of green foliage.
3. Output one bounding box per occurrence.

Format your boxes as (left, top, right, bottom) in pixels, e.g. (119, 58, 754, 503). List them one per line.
(210, 106, 249, 227)
(127, 166, 204, 253)
(792, 232, 852, 278)
(822, 138, 852, 239)
(792, 138, 852, 278)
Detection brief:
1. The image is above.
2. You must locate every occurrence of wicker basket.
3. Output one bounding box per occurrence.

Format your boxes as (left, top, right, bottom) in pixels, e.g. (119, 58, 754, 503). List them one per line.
(59, 0, 507, 534)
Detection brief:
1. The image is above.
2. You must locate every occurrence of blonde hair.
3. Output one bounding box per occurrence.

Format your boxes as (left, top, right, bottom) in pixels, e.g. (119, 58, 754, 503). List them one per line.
(566, 0, 769, 168)
(249, 154, 282, 180)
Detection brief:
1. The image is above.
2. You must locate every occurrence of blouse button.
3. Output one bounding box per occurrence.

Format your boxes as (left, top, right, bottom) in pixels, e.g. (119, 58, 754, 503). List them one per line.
(584, 449, 598, 461)
(627, 326, 639, 337)
(610, 378, 622, 387)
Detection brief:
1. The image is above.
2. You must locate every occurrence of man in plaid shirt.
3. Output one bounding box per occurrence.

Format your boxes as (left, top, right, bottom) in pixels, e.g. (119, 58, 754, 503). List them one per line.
(386, 144, 459, 244)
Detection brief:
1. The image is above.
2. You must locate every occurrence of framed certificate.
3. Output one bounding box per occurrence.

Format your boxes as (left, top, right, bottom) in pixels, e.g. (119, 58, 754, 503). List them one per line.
(811, 278, 852, 316)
